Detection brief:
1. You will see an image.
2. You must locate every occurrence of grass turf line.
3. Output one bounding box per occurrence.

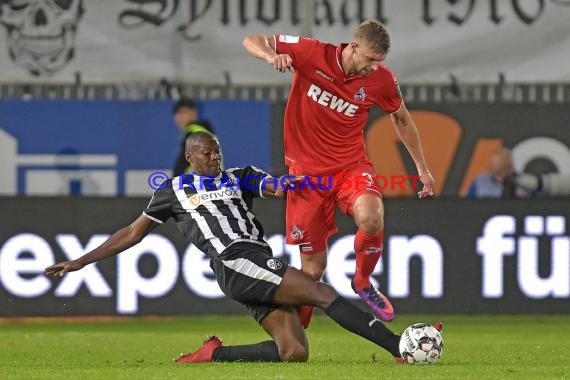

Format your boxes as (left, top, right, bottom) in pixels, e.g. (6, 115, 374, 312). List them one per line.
(1, 315, 569, 380)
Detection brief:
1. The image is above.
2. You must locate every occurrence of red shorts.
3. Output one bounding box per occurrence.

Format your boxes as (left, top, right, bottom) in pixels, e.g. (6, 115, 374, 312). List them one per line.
(285, 160, 382, 254)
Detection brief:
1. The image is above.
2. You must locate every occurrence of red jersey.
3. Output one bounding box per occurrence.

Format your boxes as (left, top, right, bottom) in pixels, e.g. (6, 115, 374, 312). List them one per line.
(274, 35, 403, 175)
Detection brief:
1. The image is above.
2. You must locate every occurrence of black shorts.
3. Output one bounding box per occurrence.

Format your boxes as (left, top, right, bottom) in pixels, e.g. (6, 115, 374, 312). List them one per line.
(211, 242, 289, 323)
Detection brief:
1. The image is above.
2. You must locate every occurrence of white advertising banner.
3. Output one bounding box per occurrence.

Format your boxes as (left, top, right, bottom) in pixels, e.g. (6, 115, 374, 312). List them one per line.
(0, 0, 569, 84)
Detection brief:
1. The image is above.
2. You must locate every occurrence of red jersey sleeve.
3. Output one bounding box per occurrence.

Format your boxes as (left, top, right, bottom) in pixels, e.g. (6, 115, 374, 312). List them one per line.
(375, 68, 403, 113)
(274, 34, 319, 72)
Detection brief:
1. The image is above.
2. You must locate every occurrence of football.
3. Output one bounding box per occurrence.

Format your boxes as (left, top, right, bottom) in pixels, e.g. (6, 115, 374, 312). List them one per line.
(398, 323, 444, 365)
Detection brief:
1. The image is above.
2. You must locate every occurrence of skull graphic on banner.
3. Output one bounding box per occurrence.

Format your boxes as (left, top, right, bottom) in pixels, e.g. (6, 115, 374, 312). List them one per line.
(0, 0, 84, 76)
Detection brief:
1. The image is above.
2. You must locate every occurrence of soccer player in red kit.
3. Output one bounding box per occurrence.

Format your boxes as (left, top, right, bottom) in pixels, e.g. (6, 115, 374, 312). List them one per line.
(243, 20, 435, 327)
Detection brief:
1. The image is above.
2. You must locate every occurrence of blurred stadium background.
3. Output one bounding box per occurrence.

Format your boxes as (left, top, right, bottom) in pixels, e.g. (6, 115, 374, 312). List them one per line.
(1, 0, 569, 326)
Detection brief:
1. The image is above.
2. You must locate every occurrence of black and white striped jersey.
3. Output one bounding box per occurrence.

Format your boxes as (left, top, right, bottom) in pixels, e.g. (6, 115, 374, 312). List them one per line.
(142, 166, 272, 259)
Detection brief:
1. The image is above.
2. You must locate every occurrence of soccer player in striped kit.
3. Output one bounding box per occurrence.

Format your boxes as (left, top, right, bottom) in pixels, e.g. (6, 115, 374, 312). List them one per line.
(45, 132, 405, 363)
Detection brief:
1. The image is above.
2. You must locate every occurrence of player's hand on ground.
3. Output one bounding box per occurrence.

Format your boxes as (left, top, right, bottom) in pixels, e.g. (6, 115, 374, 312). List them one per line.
(268, 53, 294, 73)
(417, 170, 435, 198)
(45, 260, 84, 277)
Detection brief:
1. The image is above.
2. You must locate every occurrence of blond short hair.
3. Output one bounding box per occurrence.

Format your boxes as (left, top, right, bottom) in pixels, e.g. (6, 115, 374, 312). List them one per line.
(353, 19, 390, 53)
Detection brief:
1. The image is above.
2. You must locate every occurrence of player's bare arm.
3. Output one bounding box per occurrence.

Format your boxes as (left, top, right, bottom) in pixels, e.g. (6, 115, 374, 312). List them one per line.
(390, 103, 435, 198)
(44, 215, 160, 277)
(261, 175, 304, 198)
(242, 34, 294, 73)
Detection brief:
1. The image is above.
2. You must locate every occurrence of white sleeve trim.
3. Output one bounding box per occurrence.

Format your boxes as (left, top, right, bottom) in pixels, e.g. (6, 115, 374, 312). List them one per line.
(390, 99, 404, 114)
(259, 176, 273, 198)
(142, 212, 164, 224)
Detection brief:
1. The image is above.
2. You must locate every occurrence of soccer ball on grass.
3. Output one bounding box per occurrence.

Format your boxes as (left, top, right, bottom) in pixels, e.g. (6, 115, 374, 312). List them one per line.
(398, 322, 443, 365)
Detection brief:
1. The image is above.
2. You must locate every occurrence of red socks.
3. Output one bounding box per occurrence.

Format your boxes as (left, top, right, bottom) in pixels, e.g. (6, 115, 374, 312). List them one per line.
(297, 305, 314, 329)
(353, 228, 383, 289)
(298, 228, 384, 328)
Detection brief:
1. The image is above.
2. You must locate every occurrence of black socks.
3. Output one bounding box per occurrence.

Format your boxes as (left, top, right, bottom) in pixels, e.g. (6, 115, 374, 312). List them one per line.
(324, 296, 401, 357)
(213, 340, 281, 362)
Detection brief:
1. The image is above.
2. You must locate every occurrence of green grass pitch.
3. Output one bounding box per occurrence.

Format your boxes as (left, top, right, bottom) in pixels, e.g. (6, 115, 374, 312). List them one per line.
(1, 314, 569, 380)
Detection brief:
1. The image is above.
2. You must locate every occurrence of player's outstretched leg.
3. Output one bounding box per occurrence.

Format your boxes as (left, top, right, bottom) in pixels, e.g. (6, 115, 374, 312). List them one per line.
(275, 267, 402, 361)
(176, 267, 401, 363)
(322, 294, 399, 357)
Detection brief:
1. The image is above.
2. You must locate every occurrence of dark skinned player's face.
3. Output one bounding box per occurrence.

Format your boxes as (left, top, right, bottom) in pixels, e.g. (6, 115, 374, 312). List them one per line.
(186, 139, 221, 177)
